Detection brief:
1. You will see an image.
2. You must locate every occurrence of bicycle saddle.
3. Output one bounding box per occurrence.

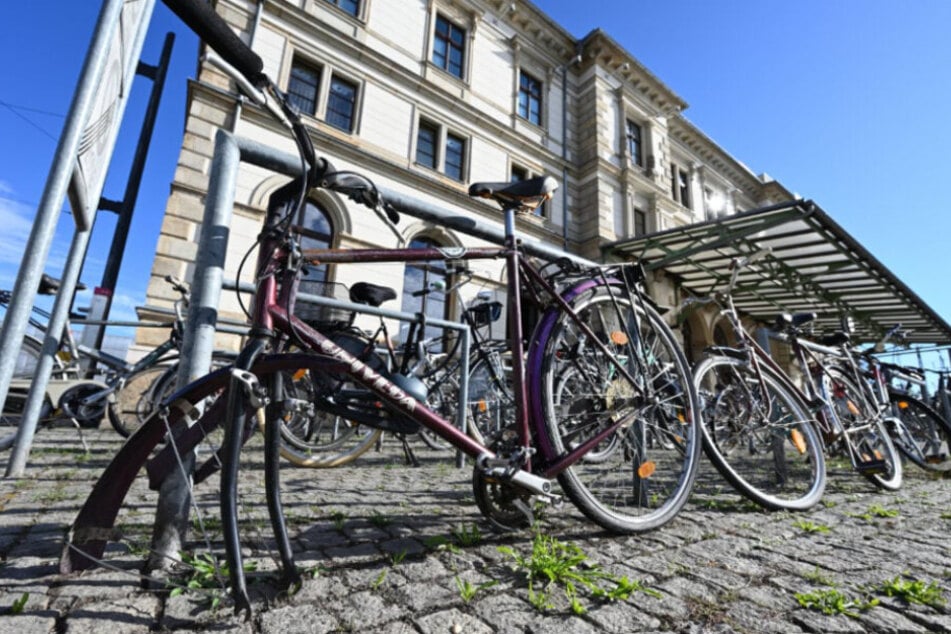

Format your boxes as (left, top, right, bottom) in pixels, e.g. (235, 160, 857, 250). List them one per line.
(820, 331, 851, 347)
(38, 273, 87, 295)
(468, 175, 558, 211)
(350, 282, 396, 307)
(775, 312, 816, 330)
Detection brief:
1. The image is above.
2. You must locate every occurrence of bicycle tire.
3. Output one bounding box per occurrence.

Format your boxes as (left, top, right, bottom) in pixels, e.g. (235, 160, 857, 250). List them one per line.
(466, 351, 513, 446)
(271, 335, 387, 467)
(826, 367, 902, 491)
(107, 352, 235, 438)
(887, 391, 951, 472)
(266, 365, 382, 468)
(534, 284, 702, 533)
(692, 355, 826, 511)
(415, 370, 458, 451)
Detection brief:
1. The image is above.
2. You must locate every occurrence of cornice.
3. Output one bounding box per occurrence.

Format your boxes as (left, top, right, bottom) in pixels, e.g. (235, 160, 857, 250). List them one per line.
(667, 115, 766, 196)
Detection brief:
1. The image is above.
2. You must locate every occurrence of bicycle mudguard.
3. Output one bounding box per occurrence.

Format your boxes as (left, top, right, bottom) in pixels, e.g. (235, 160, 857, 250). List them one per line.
(60, 353, 346, 575)
(60, 367, 232, 573)
(526, 277, 620, 461)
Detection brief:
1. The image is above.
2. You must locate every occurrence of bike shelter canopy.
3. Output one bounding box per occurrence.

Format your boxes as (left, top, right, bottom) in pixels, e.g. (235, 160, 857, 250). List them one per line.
(603, 200, 951, 345)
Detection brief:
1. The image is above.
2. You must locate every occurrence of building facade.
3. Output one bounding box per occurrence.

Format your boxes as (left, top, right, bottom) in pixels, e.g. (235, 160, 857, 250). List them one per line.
(134, 0, 795, 358)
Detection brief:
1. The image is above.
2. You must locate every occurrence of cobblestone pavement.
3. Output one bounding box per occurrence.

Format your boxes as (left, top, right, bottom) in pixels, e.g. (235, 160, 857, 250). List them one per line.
(1, 425, 950, 633)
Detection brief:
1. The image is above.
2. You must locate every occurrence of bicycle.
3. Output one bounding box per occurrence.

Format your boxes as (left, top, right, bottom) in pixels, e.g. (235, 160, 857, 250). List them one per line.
(61, 0, 702, 616)
(863, 346, 951, 472)
(1, 274, 235, 437)
(689, 252, 827, 511)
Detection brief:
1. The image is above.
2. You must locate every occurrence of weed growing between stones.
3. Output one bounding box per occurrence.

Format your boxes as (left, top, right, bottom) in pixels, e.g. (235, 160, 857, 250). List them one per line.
(794, 588, 878, 618)
(498, 531, 660, 615)
(877, 574, 947, 607)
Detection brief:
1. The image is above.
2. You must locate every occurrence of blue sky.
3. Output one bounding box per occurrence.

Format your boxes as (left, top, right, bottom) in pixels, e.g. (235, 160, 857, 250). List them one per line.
(2, 1, 950, 369)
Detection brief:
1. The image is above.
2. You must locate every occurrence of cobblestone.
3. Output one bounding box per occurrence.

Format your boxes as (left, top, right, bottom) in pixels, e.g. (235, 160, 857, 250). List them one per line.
(1, 426, 950, 632)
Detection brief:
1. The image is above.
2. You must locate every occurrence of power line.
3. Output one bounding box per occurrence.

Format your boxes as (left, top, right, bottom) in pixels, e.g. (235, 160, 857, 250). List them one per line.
(0, 100, 64, 119)
(0, 99, 59, 142)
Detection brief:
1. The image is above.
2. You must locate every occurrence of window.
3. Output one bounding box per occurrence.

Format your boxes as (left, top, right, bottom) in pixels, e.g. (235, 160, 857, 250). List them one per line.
(416, 119, 467, 182)
(432, 14, 466, 78)
(401, 236, 451, 349)
(518, 70, 542, 125)
(326, 75, 358, 132)
(444, 132, 466, 181)
(416, 124, 437, 169)
(323, 0, 359, 16)
(671, 163, 691, 210)
(287, 60, 321, 115)
(287, 56, 360, 134)
(626, 120, 643, 167)
(416, 120, 438, 169)
(633, 208, 647, 236)
(510, 165, 528, 182)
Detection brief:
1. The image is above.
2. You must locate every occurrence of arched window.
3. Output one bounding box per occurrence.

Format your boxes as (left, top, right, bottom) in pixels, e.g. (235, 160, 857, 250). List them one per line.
(297, 200, 334, 283)
(401, 235, 451, 349)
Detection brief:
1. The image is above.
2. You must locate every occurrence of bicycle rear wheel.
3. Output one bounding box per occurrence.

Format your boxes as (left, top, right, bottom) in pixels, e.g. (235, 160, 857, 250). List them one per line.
(534, 284, 701, 533)
(826, 367, 902, 491)
(268, 366, 382, 468)
(888, 392, 951, 472)
(693, 355, 825, 511)
(466, 351, 513, 446)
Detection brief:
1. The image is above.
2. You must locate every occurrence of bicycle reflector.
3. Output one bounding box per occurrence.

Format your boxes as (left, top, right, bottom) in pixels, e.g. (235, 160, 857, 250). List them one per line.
(637, 461, 656, 478)
(790, 429, 807, 455)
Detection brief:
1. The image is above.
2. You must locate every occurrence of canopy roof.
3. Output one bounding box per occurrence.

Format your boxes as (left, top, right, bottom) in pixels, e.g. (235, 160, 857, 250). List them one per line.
(604, 200, 951, 344)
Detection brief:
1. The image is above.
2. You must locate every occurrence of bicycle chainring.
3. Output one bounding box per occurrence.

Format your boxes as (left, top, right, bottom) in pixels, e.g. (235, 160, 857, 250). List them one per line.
(471, 468, 533, 532)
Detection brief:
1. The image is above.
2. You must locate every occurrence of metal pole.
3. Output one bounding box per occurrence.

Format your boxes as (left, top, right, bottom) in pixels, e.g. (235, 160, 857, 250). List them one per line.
(94, 32, 175, 350)
(6, 228, 93, 476)
(1, 0, 129, 477)
(148, 128, 240, 573)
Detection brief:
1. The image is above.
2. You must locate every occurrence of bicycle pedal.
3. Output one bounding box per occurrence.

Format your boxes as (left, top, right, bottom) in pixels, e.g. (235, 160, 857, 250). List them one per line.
(925, 453, 948, 464)
(854, 457, 888, 475)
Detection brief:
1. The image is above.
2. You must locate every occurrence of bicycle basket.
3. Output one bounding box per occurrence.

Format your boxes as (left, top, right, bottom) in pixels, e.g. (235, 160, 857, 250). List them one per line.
(467, 300, 502, 327)
(295, 279, 354, 331)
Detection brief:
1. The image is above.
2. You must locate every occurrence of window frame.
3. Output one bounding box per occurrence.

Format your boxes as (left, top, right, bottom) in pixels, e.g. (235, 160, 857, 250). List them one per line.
(322, 0, 360, 17)
(431, 13, 467, 80)
(286, 54, 362, 135)
(413, 116, 469, 182)
(670, 162, 692, 210)
(517, 69, 543, 126)
(326, 73, 359, 133)
(287, 58, 322, 117)
(626, 119, 643, 168)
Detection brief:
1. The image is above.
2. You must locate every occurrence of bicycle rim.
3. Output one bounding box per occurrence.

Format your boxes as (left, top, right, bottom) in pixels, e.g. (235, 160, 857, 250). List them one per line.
(693, 356, 825, 511)
(536, 286, 701, 533)
(889, 393, 951, 472)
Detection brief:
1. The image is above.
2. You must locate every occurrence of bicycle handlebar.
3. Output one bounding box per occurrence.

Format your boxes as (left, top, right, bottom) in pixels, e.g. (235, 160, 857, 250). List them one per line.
(163, 0, 265, 86)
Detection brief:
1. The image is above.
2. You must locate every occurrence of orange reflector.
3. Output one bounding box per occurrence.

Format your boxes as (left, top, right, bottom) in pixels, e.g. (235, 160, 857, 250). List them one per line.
(677, 412, 686, 424)
(477, 400, 488, 413)
(846, 400, 860, 416)
(292, 368, 308, 381)
(897, 401, 909, 410)
(637, 461, 656, 478)
(790, 429, 807, 454)
(874, 450, 883, 460)
(610, 331, 629, 346)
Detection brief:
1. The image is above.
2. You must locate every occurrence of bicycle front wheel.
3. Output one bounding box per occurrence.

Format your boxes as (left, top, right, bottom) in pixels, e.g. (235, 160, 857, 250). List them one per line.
(535, 286, 701, 533)
(693, 355, 826, 511)
(888, 392, 951, 472)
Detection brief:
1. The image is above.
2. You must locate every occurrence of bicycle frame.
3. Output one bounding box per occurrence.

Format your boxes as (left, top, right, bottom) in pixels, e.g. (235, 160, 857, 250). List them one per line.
(211, 182, 661, 610)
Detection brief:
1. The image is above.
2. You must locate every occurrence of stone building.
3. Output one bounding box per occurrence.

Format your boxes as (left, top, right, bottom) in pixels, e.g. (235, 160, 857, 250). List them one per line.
(134, 0, 795, 358)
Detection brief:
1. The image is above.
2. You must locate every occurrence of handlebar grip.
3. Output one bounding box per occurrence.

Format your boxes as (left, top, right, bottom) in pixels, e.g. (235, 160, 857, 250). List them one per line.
(163, 0, 265, 85)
